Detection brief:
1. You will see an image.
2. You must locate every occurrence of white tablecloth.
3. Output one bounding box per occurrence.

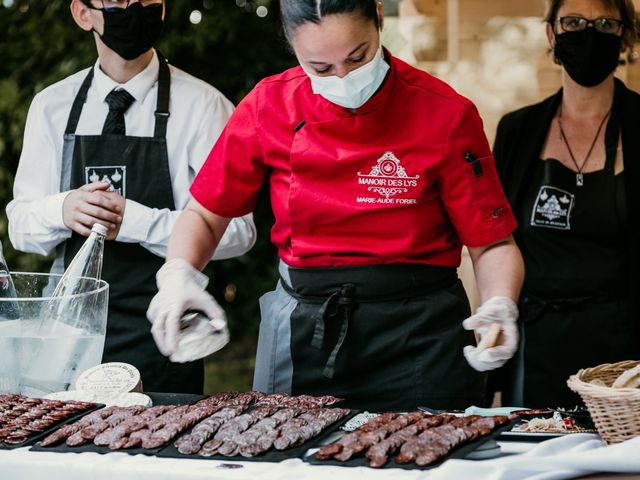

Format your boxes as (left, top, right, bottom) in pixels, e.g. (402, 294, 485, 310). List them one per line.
(0, 441, 532, 480)
(431, 434, 640, 480)
(1, 436, 639, 480)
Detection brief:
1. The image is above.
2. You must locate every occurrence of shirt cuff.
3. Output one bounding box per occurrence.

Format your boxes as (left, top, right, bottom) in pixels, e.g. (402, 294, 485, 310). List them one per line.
(117, 199, 152, 243)
(42, 191, 72, 230)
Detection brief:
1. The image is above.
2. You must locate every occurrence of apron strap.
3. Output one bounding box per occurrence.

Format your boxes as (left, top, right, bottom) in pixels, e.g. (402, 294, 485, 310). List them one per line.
(65, 52, 170, 138)
(154, 51, 171, 139)
(65, 68, 95, 135)
(604, 83, 623, 172)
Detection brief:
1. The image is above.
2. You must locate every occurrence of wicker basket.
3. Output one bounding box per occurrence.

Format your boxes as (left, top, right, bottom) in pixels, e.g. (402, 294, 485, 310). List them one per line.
(567, 360, 640, 445)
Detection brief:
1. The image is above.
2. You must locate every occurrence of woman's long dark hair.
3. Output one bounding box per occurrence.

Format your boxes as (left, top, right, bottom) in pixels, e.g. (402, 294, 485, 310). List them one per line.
(280, 0, 379, 40)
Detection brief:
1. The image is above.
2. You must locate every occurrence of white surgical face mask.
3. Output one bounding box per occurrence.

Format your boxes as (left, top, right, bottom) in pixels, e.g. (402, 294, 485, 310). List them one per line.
(303, 44, 390, 109)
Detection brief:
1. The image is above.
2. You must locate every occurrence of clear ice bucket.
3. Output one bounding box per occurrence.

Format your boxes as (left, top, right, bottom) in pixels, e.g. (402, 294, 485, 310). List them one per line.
(0, 272, 108, 396)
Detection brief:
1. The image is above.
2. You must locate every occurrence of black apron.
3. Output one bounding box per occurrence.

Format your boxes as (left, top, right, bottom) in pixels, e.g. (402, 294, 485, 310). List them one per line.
(254, 262, 485, 412)
(502, 103, 634, 408)
(60, 54, 203, 393)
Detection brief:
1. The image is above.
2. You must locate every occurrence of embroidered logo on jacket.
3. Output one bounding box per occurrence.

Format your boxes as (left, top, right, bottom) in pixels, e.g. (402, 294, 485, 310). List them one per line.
(530, 186, 574, 230)
(356, 151, 420, 204)
(85, 166, 127, 197)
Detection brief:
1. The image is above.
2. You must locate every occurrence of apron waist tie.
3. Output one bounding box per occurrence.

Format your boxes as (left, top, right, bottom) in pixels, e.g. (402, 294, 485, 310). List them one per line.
(281, 281, 355, 379)
(279, 265, 458, 380)
(521, 290, 623, 322)
(312, 283, 354, 379)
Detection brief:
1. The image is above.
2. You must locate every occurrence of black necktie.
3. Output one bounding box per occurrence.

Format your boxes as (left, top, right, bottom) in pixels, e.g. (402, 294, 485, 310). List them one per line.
(102, 89, 135, 135)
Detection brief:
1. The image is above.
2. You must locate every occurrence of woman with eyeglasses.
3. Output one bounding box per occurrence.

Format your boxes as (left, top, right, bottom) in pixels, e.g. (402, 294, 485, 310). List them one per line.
(492, 0, 640, 408)
(7, 0, 256, 394)
(147, 0, 525, 411)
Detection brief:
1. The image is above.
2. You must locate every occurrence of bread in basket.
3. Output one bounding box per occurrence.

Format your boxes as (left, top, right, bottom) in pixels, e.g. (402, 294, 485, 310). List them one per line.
(567, 360, 640, 445)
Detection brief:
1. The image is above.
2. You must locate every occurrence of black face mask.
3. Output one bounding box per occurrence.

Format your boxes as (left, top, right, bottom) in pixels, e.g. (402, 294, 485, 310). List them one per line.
(554, 28, 622, 87)
(100, 3, 164, 60)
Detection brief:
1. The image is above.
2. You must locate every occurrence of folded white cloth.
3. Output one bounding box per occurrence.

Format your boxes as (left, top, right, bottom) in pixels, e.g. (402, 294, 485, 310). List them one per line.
(429, 433, 640, 480)
(169, 313, 230, 363)
(464, 405, 528, 416)
(147, 259, 228, 358)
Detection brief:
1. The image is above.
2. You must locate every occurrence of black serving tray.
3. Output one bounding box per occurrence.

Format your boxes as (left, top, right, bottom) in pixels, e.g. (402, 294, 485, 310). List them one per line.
(499, 408, 597, 442)
(0, 402, 103, 450)
(156, 409, 358, 463)
(146, 392, 206, 406)
(29, 392, 205, 456)
(304, 415, 518, 470)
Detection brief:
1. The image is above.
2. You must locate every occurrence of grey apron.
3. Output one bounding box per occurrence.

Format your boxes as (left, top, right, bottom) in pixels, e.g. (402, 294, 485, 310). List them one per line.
(254, 261, 485, 412)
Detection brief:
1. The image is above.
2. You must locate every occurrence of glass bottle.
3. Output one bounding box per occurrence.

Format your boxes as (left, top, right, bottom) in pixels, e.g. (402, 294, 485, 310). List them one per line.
(53, 223, 106, 294)
(0, 242, 19, 321)
(44, 223, 107, 331)
(23, 224, 108, 395)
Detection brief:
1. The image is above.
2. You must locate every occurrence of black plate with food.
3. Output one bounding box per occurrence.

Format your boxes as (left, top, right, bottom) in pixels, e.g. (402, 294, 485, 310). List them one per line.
(157, 406, 356, 463)
(305, 412, 519, 470)
(30, 392, 205, 456)
(499, 407, 597, 442)
(0, 393, 103, 450)
(31, 392, 348, 458)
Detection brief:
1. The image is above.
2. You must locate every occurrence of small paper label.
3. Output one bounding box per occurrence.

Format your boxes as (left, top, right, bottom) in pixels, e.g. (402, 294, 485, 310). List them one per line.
(75, 362, 142, 396)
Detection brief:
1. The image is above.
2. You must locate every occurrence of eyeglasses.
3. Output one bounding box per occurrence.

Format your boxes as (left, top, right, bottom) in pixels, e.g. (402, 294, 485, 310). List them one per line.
(555, 16, 624, 35)
(84, 0, 162, 11)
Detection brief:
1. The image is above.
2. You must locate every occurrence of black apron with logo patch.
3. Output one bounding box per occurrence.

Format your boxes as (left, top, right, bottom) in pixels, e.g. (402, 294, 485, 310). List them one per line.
(281, 264, 484, 411)
(61, 54, 203, 393)
(503, 107, 635, 408)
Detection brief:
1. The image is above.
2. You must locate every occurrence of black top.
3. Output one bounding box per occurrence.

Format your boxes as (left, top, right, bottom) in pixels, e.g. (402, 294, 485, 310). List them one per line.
(519, 158, 627, 298)
(493, 79, 639, 310)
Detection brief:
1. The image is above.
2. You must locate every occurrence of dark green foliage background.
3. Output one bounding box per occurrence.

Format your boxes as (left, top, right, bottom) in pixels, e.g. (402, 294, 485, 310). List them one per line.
(0, 0, 296, 389)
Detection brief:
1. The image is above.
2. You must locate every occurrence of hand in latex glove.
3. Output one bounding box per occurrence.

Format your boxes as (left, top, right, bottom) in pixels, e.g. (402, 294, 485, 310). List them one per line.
(462, 296, 519, 372)
(147, 258, 227, 358)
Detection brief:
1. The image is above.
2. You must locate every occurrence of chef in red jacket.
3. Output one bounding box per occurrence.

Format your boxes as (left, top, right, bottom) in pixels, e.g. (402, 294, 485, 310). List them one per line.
(148, 0, 524, 411)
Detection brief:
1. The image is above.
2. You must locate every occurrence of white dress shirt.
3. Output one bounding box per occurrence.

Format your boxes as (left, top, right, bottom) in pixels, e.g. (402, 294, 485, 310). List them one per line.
(7, 51, 256, 269)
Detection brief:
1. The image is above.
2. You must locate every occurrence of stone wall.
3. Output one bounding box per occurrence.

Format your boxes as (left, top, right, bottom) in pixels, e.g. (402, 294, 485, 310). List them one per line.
(387, 0, 640, 143)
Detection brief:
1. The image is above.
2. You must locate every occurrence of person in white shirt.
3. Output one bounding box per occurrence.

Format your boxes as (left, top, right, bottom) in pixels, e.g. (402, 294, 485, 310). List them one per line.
(6, 0, 256, 394)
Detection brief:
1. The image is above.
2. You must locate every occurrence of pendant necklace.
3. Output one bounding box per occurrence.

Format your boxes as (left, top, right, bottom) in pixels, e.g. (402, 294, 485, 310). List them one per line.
(557, 104, 611, 187)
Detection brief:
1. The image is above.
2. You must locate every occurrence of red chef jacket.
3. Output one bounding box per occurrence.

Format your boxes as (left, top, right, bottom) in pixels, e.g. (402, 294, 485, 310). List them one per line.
(191, 52, 516, 268)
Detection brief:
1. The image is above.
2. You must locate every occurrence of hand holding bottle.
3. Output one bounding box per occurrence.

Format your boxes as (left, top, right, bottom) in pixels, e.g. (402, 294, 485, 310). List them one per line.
(99, 191, 126, 240)
(147, 258, 227, 357)
(62, 182, 122, 237)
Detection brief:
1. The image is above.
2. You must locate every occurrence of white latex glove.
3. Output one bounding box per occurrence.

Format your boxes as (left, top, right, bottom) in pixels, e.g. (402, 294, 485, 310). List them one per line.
(462, 296, 519, 372)
(147, 258, 228, 358)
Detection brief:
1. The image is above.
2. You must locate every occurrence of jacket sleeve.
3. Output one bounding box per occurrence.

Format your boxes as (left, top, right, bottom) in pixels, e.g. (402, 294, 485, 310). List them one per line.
(6, 93, 72, 256)
(437, 103, 517, 248)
